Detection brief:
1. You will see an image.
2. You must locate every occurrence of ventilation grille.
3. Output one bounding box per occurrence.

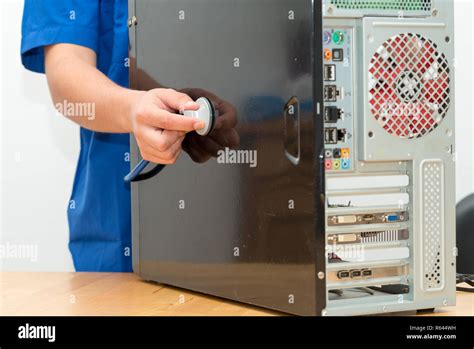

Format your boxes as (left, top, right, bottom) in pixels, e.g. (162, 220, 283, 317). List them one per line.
(360, 230, 400, 243)
(368, 33, 451, 139)
(421, 160, 444, 291)
(330, 0, 432, 11)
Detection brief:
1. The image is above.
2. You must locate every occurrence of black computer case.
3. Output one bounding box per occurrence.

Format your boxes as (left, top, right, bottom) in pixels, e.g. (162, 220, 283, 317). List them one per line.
(129, 0, 326, 316)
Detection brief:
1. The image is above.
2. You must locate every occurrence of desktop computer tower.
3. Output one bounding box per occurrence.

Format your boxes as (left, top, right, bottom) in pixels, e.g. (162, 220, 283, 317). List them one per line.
(129, 0, 456, 316)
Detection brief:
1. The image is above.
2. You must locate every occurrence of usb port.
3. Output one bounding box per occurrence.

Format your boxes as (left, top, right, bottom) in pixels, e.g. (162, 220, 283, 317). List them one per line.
(324, 64, 336, 81)
(324, 85, 343, 102)
(324, 85, 337, 102)
(325, 128, 338, 144)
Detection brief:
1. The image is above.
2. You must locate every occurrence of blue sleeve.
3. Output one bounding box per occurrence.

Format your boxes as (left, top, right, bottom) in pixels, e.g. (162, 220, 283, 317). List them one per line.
(21, 0, 100, 74)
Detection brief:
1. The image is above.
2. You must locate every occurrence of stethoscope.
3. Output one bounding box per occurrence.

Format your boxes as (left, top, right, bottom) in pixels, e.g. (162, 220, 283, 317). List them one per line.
(124, 97, 216, 183)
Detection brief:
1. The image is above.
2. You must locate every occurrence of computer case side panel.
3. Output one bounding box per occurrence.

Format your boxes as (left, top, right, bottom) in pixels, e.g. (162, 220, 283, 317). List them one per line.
(130, 0, 326, 316)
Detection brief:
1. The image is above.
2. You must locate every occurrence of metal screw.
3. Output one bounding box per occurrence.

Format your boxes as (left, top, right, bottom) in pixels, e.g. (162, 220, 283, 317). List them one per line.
(317, 271, 325, 280)
(443, 299, 448, 306)
(382, 306, 388, 312)
(128, 16, 138, 28)
(432, 8, 438, 17)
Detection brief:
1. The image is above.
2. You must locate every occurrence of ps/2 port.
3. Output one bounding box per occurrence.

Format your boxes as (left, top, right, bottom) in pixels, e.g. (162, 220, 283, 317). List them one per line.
(333, 30, 345, 45)
(323, 31, 332, 44)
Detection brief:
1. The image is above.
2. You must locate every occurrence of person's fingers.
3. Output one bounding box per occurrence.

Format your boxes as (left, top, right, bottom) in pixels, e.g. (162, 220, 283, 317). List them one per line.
(163, 130, 186, 161)
(138, 143, 177, 164)
(136, 107, 204, 132)
(155, 88, 200, 113)
(180, 89, 237, 130)
(138, 133, 184, 164)
(138, 126, 183, 152)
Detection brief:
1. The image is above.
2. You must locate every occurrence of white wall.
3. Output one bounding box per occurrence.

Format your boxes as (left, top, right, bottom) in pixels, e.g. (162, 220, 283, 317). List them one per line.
(1, 0, 76, 271)
(0, 0, 473, 271)
(453, 0, 474, 201)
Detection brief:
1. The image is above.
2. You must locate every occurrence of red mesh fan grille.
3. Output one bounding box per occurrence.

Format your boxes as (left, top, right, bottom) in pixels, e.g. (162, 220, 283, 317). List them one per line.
(368, 33, 451, 139)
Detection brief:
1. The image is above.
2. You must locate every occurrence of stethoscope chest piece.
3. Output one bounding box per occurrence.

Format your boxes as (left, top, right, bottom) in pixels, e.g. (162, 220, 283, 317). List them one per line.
(183, 97, 216, 136)
(125, 96, 216, 183)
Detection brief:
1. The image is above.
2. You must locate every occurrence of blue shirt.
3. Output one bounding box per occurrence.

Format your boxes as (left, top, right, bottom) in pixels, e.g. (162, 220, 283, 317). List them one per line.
(21, 0, 132, 272)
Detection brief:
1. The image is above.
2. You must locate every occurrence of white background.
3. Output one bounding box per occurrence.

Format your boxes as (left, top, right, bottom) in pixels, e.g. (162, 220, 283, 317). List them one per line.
(1, 0, 473, 271)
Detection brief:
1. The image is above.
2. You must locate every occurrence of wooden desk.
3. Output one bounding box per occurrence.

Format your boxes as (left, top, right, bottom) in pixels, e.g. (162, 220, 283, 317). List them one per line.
(1, 272, 472, 316)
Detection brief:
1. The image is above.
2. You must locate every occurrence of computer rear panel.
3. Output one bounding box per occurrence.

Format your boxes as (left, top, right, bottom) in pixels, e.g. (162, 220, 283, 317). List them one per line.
(322, 0, 456, 315)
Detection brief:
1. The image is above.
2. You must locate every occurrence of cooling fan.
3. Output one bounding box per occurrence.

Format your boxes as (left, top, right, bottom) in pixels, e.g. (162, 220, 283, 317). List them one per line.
(368, 33, 451, 139)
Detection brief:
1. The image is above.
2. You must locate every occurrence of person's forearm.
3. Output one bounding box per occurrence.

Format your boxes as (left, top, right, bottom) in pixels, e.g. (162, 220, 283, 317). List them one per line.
(45, 44, 143, 133)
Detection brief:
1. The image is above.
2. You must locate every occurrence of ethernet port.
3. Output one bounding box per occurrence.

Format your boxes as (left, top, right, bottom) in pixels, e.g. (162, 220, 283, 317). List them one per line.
(337, 129, 347, 142)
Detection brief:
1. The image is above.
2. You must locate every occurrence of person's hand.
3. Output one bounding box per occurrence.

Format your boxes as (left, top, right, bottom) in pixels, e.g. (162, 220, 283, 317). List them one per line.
(130, 88, 204, 164)
(180, 88, 240, 163)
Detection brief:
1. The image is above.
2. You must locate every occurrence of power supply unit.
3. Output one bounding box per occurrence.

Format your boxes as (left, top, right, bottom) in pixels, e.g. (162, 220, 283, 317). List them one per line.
(129, 0, 456, 316)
